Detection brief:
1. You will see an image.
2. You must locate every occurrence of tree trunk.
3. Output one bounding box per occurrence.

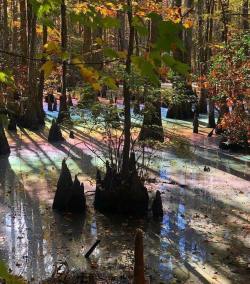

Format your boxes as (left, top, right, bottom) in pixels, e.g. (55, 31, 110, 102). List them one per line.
(37, 25, 48, 124)
(19, 6, 40, 129)
(139, 2, 164, 142)
(207, 98, 216, 128)
(121, 0, 134, 177)
(242, 0, 249, 30)
(219, 0, 229, 43)
(117, 7, 126, 51)
(57, 0, 69, 123)
(92, 27, 103, 70)
(19, 0, 28, 63)
(3, 0, 8, 51)
(11, 0, 18, 57)
(183, 0, 193, 66)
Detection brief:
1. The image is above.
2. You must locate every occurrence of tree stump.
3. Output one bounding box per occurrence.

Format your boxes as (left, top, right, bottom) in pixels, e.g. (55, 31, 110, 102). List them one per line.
(48, 119, 64, 143)
(0, 123, 10, 156)
(133, 229, 145, 284)
(94, 156, 149, 216)
(152, 190, 163, 218)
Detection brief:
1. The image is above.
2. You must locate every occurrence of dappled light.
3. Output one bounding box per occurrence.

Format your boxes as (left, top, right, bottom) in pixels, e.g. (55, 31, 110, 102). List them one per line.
(0, 0, 249, 283)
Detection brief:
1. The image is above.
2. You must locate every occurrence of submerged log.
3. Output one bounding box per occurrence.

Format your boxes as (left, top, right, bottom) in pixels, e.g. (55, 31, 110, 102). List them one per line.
(133, 229, 145, 284)
(152, 190, 163, 218)
(48, 119, 64, 143)
(0, 123, 10, 156)
(85, 240, 101, 258)
(53, 159, 73, 211)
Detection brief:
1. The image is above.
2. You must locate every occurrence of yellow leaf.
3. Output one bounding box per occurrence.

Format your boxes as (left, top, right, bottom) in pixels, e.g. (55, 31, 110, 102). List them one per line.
(183, 19, 193, 29)
(92, 82, 101, 91)
(44, 41, 60, 54)
(40, 61, 55, 79)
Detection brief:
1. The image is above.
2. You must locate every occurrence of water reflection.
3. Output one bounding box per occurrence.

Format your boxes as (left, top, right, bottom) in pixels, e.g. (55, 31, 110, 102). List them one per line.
(0, 156, 209, 283)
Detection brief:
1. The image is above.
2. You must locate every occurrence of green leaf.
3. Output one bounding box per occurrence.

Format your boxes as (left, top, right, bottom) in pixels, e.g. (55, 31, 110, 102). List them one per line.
(102, 16, 120, 28)
(0, 71, 14, 85)
(0, 261, 27, 284)
(132, 56, 159, 85)
(132, 16, 148, 36)
(103, 77, 118, 90)
(103, 48, 118, 58)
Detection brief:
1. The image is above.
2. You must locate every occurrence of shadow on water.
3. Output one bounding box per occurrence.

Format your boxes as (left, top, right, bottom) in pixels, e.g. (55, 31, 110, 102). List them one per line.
(0, 155, 213, 283)
(0, 131, 249, 284)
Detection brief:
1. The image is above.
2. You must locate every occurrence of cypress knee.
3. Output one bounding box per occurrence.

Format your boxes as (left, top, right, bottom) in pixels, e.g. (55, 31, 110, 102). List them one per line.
(52, 159, 73, 211)
(68, 175, 86, 213)
(133, 229, 145, 284)
(48, 119, 64, 143)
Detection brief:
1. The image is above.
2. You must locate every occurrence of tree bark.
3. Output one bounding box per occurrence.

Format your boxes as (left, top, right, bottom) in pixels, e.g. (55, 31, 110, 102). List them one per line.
(242, 0, 249, 30)
(207, 98, 216, 128)
(19, 6, 40, 129)
(58, 0, 69, 122)
(37, 25, 48, 124)
(139, 1, 164, 142)
(122, 0, 134, 176)
(3, 0, 9, 51)
(19, 0, 28, 63)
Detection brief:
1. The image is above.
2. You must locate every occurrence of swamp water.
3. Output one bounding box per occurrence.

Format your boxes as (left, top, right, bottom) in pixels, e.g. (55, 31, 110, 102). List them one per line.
(0, 128, 249, 283)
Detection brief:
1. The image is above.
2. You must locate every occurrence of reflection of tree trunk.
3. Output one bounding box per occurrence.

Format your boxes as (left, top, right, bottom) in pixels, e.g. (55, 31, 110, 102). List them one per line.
(58, 0, 69, 123)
